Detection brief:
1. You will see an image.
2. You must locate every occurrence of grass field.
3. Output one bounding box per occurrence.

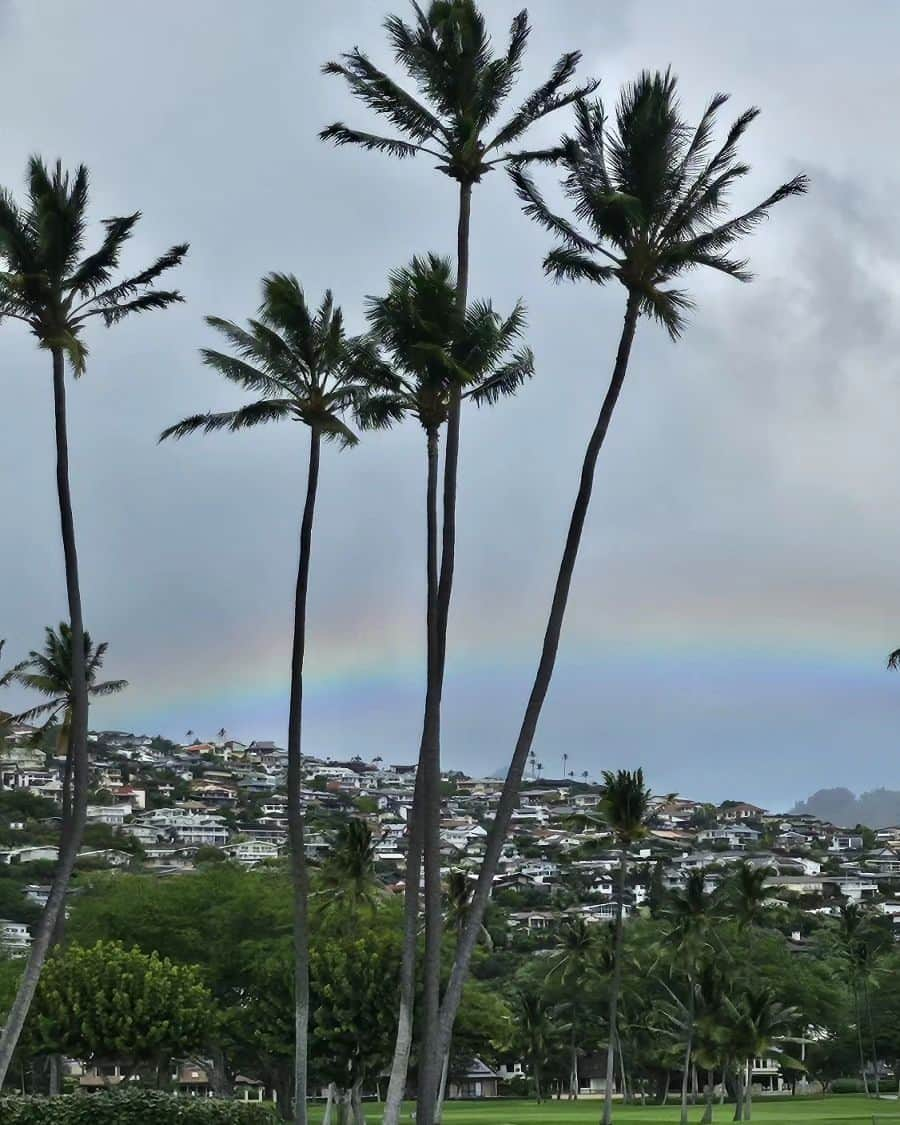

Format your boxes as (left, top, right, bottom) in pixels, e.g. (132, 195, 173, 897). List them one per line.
(325, 1098, 900, 1124)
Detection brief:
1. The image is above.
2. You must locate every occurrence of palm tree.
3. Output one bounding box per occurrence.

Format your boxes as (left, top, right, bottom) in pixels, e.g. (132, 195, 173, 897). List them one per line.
(318, 818, 383, 921)
(439, 71, 807, 1096)
(359, 252, 532, 1123)
(887, 649, 900, 669)
(548, 916, 595, 1099)
(514, 990, 554, 1104)
(322, 13, 594, 1116)
(9, 623, 127, 818)
(0, 157, 186, 1082)
(594, 769, 653, 1124)
(729, 862, 773, 930)
(662, 869, 718, 1124)
(717, 987, 800, 1121)
(835, 902, 888, 1099)
(160, 274, 395, 1125)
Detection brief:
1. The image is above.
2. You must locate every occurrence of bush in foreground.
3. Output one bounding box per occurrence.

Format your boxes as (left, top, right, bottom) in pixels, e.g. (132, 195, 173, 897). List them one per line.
(0, 1090, 280, 1124)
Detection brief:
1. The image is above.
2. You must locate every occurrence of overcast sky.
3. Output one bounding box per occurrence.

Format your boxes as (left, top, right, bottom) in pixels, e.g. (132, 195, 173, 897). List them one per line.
(2, 1, 899, 810)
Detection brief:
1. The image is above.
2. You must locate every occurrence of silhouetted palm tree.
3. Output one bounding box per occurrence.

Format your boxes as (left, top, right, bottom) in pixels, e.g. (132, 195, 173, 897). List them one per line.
(0, 156, 185, 1081)
(10, 623, 127, 817)
(549, 916, 596, 1098)
(318, 818, 383, 921)
(161, 274, 396, 1125)
(888, 649, 900, 670)
(717, 987, 800, 1121)
(322, 12, 594, 1116)
(441, 73, 807, 1100)
(358, 251, 531, 1118)
(729, 861, 773, 930)
(662, 870, 718, 1124)
(597, 769, 653, 1124)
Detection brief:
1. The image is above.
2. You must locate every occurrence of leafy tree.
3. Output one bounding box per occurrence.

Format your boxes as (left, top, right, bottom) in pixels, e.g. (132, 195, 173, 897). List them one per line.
(597, 769, 653, 1124)
(321, 9, 595, 1117)
(512, 990, 554, 1103)
(161, 275, 396, 1125)
(28, 941, 215, 1080)
(548, 916, 595, 1098)
(0, 157, 186, 1081)
(9, 624, 127, 818)
(715, 987, 800, 1121)
(316, 819, 383, 922)
(726, 862, 774, 930)
(444, 75, 807, 1117)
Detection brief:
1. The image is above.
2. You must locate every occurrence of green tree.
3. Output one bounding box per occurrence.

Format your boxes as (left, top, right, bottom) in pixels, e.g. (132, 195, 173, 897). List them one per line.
(321, 11, 595, 1118)
(716, 987, 800, 1121)
(0, 157, 186, 1082)
(727, 862, 774, 930)
(29, 940, 215, 1081)
(9, 623, 127, 818)
(161, 279, 396, 1125)
(548, 916, 595, 1099)
(513, 990, 554, 1103)
(317, 819, 383, 921)
(597, 769, 653, 1125)
(661, 870, 718, 1123)
(442, 73, 807, 1108)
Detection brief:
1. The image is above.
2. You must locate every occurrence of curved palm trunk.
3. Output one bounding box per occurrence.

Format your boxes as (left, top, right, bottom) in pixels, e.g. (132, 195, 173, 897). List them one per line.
(0, 348, 90, 1087)
(383, 430, 440, 1125)
(732, 1066, 743, 1122)
(287, 427, 321, 1125)
(417, 181, 472, 1125)
(701, 1068, 714, 1123)
(603, 848, 629, 1125)
(432, 291, 642, 1099)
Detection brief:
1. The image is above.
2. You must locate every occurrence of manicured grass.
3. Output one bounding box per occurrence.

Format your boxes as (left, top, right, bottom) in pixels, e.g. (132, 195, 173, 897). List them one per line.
(322, 1097, 900, 1124)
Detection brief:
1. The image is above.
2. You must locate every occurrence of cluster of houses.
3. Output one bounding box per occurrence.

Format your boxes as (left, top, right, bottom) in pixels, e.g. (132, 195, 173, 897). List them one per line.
(2, 724, 899, 1098)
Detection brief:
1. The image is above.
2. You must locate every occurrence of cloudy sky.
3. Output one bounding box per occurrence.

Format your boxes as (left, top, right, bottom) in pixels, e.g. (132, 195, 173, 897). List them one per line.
(2, 0, 899, 810)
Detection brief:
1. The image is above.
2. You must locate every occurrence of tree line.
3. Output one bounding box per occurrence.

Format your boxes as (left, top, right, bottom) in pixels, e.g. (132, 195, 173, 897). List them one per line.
(0, 2, 806, 1121)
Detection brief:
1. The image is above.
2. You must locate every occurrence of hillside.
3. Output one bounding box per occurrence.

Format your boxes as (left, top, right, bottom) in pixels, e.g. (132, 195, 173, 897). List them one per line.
(791, 786, 900, 828)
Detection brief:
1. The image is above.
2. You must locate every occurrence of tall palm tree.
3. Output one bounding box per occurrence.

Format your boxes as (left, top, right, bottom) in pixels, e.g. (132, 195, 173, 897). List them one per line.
(514, 990, 554, 1104)
(440, 72, 807, 1096)
(0, 156, 186, 1082)
(160, 274, 396, 1125)
(548, 916, 596, 1099)
(9, 623, 127, 818)
(887, 649, 900, 669)
(729, 862, 773, 930)
(359, 252, 532, 1124)
(662, 869, 718, 1124)
(717, 987, 799, 1121)
(835, 902, 888, 1099)
(322, 12, 594, 1115)
(318, 818, 384, 923)
(594, 769, 653, 1124)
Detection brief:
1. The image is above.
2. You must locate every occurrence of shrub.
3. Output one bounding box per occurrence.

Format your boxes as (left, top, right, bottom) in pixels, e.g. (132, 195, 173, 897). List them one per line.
(0, 1090, 280, 1124)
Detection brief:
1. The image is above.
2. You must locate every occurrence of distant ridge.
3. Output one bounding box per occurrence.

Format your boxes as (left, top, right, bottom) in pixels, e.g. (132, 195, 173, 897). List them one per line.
(791, 786, 900, 829)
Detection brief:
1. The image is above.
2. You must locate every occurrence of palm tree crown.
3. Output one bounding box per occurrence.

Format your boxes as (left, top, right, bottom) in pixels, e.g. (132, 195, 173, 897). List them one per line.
(321, 1, 598, 185)
(10, 623, 127, 726)
(0, 157, 187, 373)
(598, 767, 654, 847)
(511, 70, 808, 337)
(160, 274, 398, 446)
(360, 254, 534, 431)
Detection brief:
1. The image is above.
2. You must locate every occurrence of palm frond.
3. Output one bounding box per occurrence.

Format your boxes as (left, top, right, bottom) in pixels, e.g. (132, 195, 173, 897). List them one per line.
(544, 246, 616, 285)
(319, 123, 427, 160)
(466, 348, 533, 405)
(94, 289, 184, 327)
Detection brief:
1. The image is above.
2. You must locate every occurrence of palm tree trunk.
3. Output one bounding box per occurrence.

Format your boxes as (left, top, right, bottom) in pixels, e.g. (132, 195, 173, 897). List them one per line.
(852, 980, 870, 1097)
(433, 291, 642, 1079)
(617, 1029, 628, 1104)
(0, 347, 90, 1087)
(603, 847, 629, 1125)
(701, 1068, 714, 1123)
(744, 1061, 752, 1121)
(383, 433, 439, 1125)
(863, 975, 880, 1097)
(417, 180, 472, 1125)
(732, 1066, 743, 1122)
(287, 426, 321, 1125)
(680, 980, 695, 1125)
(434, 1047, 450, 1123)
(323, 1084, 336, 1125)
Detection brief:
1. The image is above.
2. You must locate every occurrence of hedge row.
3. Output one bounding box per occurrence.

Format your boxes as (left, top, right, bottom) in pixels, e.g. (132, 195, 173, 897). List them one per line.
(0, 1091, 281, 1124)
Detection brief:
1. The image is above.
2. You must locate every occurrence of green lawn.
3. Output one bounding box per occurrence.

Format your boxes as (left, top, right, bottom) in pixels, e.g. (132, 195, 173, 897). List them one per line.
(326, 1098, 900, 1125)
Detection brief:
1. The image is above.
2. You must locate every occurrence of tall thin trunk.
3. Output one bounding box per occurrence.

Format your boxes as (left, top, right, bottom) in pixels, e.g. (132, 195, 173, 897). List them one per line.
(744, 1060, 752, 1121)
(863, 974, 879, 1097)
(323, 1084, 336, 1125)
(701, 1068, 714, 1123)
(383, 431, 439, 1125)
(852, 980, 870, 1097)
(417, 180, 472, 1125)
(351, 1078, 366, 1125)
(617, 1029, 627, 1104)
(732, 1066, 743, 1122)
(0, 348, 90, 1087)
(680, 979, 695, 1124)
(534, 1059, 542, 1104)
(434, 1047, 449, 1122)
(434, 292, 642, 1078)
(287, 426, 321, 1125)
(603, 847, 629, 1125)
